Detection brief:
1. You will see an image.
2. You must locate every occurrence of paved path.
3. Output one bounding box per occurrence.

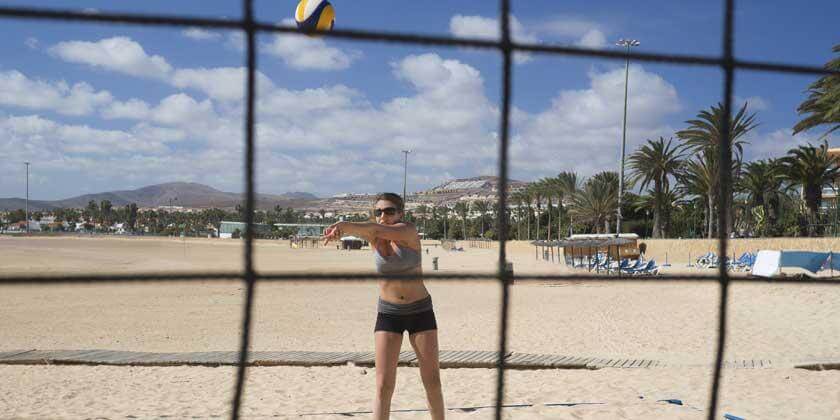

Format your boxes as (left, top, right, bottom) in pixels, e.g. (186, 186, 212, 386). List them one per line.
(2, 349, 835, 370)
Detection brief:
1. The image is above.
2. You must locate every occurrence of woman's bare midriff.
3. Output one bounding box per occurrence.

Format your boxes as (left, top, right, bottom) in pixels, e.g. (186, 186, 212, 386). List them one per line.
(379, 277, 428, 304)
(373, 237, 427, 304)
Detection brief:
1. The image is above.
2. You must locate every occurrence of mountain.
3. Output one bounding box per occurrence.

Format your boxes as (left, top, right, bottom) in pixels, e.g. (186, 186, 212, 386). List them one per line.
(0, 182, 319, 211)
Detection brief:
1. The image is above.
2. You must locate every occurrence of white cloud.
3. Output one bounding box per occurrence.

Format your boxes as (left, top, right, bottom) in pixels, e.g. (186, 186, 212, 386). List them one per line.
(225, 32, 245, 52)
(735, 95, 769, 111)
(745, 129, 835, 161)
(182, 28, 222, 41)
(149, 93, 217, 127)
(449, 15, 537, 64)
(512, 64, 681, 178)
(449, 14, 537, 43)
(576, 29, 607, 49)
(24, 37, 39, 50)
(101, 94, 221, 140)
(171, 67, 274, 102)
(0, 70, 112, 116)
(0, 114, 167, 157)
(130, 123, 187, 144)
(101, 98, 151, 120)
(263, 22, 360, 71)
(535, 17, 602, 38)
(48, 37, 173, 80)
(259, 85, 360, 117)
(534, 16, 611, 49)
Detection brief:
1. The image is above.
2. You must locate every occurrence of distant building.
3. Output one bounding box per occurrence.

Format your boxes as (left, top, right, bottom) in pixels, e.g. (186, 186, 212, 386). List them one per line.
(218, 221, 272, 238)
(274, 223, 327, 237)
(822, 148, 840, 212)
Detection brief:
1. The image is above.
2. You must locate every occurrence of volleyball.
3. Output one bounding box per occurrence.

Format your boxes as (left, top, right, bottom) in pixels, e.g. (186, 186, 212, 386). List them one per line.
(294, 0, 335, 33)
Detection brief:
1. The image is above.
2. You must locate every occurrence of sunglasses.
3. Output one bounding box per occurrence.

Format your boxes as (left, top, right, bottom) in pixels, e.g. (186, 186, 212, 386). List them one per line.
(374, 207, 398, 217)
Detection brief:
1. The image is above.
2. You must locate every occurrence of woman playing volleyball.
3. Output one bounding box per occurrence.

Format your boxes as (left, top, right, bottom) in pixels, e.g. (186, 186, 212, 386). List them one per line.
(323, 192, 444, 420)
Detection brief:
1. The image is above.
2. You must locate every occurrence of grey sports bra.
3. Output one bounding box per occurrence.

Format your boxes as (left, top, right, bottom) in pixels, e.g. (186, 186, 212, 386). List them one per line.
(374, 241, 422, 274)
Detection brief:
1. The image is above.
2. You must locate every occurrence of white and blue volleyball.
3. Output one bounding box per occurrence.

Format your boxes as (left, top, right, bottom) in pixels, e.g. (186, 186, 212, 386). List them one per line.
(295, 0, 335, 32)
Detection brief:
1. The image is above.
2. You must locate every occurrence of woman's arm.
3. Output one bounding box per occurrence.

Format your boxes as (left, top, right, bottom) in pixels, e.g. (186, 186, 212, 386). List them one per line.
(324, 221, 417, 244)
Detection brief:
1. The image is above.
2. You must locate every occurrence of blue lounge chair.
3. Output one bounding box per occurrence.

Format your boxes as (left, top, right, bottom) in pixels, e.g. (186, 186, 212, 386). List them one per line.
(621, 259, 644, 274)
(608, 259, 629, 274)
(629, 260, 659, 276)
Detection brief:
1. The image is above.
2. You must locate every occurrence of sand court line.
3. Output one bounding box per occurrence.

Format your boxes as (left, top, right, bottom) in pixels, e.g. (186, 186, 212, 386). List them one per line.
(1, 349, 827, 370)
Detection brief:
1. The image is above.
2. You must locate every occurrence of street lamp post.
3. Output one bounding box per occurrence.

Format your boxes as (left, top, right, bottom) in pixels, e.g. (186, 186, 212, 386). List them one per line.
(401, 150, 411, 201)
(615, 38, 640, 236)
(24, 162, 30, 234)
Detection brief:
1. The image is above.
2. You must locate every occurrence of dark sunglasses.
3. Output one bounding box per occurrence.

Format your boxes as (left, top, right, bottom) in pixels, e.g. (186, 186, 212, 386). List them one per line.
(374, 207, 398, 217)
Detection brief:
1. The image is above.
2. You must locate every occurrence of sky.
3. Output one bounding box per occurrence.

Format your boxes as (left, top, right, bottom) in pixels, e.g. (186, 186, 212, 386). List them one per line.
(0, 0, 838, 200)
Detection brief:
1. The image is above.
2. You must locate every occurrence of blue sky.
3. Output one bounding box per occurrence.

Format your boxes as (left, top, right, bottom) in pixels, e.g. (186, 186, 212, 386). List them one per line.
(0, 0, 837, 200)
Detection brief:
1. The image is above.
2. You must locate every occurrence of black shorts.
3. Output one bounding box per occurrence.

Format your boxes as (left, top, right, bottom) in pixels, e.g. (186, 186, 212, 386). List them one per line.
(375, 310, 437, 335)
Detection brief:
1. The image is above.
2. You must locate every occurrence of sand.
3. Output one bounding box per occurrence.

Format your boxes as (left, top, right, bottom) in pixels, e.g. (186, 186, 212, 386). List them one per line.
(1, 235, 839, 419)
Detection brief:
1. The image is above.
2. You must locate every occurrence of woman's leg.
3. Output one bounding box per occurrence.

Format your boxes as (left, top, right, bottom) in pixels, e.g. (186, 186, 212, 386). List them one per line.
(374, 331, 403, 420)
(409, 329, 445, 420)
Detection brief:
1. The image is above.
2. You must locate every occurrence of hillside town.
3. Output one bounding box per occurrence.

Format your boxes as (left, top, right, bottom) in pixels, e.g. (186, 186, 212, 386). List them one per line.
(0, 176, 529, 239)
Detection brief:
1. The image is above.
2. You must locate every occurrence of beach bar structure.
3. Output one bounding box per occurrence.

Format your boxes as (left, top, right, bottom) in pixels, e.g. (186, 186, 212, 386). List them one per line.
(566, 233, 640, 261)
(532, 233, 640, 269)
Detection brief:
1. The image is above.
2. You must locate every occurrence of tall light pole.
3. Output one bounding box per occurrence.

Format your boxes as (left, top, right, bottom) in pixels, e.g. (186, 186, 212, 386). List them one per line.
(401, 150, 411, 200)
(24, 162, 30, 234)
(615, 38, 640, 236)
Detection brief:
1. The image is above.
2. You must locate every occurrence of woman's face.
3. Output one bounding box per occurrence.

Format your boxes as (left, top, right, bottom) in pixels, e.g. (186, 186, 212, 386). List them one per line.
(374, 200, 402, 225)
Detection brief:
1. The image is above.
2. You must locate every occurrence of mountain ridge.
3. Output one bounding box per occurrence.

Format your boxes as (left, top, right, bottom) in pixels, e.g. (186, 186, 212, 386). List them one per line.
(0, 182, 319, 211)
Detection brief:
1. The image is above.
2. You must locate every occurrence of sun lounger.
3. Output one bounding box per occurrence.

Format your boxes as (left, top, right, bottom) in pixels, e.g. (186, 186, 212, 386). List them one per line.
(626, 260, 658, 276)
(620, 259, 644, 274)
(696, 252, 717, 268)
(608, 259, 629, 274)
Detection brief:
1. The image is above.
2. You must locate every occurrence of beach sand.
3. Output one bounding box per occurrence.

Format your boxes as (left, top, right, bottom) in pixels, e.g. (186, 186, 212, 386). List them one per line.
(1, 235, 839, 419)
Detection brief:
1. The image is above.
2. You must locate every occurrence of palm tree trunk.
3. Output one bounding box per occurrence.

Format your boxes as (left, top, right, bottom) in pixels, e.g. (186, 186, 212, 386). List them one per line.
(558, 198, 563, 240)
(526, 208, 531, 240)
(547, 200, 552, 240)
(652, 182, 663, 238)
(807, 185, 822, 236)
(708, 192, 715, 239)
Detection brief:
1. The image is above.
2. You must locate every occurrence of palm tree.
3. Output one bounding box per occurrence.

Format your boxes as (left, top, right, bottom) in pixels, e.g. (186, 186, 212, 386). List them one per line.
(556, 171, 579, 236)
(780, 142, 840, 233)
(677, 156, 716, 238)
(526, 183, 543, 240)
(570, 171, 618, 233)
(677, 102, 758, 237)
(416, 204, 429, 234)
(510, 191, 524, 239)
(739, 159, 785, 236)
(517, 188, 533, 240)
(453, 201, 469, 240)
(471, 200, 491, 236)
(633, 187, 682, 236)
(793, 44, 840, 139)
(537, 178, 557, 240)
(628, 137, 684, 238)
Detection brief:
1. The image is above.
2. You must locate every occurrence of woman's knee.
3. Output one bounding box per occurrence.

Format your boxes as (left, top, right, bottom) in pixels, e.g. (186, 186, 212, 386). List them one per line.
(376, 374, 397, 396)
(420, 368, 442, 390)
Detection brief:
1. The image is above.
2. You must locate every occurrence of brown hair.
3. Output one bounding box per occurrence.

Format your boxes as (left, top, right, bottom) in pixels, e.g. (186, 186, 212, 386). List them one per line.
(371, 192, 404, 221)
